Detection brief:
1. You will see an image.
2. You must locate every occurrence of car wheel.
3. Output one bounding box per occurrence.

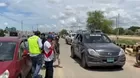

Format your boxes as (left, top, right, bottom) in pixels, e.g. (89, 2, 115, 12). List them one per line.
(71, 47, 76, 58)
(81, 54, 88, 68)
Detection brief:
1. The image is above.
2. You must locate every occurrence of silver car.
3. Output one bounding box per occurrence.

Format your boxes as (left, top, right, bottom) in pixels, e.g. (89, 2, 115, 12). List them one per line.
(65, 33, 76, 44)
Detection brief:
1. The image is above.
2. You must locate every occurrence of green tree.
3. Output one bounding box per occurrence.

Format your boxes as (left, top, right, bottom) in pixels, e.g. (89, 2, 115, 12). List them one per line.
(113, 27, 125, 35)
(59, 29, 68, 36)
(4, 27, 17, 32)
(0, 29, 5, 37)
(124, 29, 134, 35)
(128, 26, 140, 32)
(87, 10, 113, 34)
(11, 27, 16, 32)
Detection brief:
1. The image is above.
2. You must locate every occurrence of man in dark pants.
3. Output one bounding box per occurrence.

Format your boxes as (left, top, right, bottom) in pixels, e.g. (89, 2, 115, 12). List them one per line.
(28, 31, 43, 78)
(43, 35, 54, 78)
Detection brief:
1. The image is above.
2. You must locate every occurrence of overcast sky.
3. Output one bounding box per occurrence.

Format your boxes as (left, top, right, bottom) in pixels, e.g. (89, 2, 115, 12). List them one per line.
(0, 0, 140, 32)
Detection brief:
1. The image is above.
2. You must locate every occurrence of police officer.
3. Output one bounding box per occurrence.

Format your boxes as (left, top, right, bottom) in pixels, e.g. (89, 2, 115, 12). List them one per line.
(28, 31, 43, 78)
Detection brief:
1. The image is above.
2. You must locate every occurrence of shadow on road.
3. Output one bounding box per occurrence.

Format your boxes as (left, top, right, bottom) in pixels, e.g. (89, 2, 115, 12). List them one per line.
(53, 65, 63, 68)
(86, 66, 123, 72)
(41, 65, 63, 70)
(71, 56, 123, 72)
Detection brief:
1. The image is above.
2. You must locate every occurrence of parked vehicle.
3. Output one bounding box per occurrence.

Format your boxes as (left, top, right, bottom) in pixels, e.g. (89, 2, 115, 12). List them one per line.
(9, 32, 18, 36)
(71, 32, 126, 68)
(0, 37, 32, 78)
(65, 33, 76, 44)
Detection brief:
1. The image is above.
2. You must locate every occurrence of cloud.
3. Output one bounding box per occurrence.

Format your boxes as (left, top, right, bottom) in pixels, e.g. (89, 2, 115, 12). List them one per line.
(0, 2, 7, 7)
(51, 15, 57, 19)
(47, 0, 62, 4)
(60, 20, 65, 25)
(4, 22, 8, 26)
(0, 0, 140, 31)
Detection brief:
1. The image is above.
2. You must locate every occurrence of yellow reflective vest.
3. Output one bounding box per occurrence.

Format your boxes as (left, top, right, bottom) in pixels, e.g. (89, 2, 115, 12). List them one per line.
(28, 35, 41, 54)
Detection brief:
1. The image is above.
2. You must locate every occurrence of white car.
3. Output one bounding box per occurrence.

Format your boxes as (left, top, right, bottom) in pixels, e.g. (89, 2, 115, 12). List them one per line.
(65, 33, 76, 44)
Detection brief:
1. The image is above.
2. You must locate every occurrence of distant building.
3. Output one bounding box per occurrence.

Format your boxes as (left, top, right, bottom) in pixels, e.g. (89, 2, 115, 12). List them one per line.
(18, 31, 34, 36)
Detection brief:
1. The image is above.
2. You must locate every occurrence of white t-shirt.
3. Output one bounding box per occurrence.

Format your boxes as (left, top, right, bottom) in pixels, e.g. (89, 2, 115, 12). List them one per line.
(44, 41, 54, 61)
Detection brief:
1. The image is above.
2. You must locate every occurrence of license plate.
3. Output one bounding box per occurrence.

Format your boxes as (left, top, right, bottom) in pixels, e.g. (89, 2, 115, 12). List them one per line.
(107, 58, 114, 62)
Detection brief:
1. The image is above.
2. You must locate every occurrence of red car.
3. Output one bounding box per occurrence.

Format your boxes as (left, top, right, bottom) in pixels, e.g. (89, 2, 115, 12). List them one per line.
(0, 37, 32, 78)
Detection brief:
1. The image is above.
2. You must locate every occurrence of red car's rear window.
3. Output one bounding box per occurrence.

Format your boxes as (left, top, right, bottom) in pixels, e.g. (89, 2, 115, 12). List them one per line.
(0, 41, 16, 61)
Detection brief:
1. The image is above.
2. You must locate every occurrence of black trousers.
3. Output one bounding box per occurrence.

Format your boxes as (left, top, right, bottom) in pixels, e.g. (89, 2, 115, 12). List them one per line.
(45, 61, 53, 78)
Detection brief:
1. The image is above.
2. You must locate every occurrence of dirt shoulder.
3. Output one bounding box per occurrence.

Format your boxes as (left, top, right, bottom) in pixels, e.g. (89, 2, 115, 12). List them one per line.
(109, 35, 140, 41)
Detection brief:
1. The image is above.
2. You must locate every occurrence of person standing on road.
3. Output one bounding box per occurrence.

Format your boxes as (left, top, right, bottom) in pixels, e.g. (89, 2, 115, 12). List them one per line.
(41, 33, 47, 45)
(44, 35, 55, 78)
(28, 31, 43, 78)
(54, 35, 61, 67)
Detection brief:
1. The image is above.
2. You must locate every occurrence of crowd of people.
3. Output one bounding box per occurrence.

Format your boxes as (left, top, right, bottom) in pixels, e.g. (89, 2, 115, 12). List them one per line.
(27, 31, 60, 78)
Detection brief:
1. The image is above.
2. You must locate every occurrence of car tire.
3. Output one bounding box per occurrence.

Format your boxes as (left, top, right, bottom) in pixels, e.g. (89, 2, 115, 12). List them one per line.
(81, 54, 88, 68)
(71, 47, 76, 58)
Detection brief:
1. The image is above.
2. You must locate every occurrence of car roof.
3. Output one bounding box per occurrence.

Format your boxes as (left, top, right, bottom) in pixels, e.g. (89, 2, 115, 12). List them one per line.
(80, 33, 105, 36)
(0, 37, 22, 42)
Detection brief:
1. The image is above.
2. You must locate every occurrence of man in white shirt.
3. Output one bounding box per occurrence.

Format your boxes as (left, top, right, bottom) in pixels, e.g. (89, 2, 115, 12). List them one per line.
(43, 35, 54, 78)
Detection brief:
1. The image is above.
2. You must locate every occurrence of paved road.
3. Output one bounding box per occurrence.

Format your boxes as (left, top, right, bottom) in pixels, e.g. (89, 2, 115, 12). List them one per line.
(40, 39, 140, 78)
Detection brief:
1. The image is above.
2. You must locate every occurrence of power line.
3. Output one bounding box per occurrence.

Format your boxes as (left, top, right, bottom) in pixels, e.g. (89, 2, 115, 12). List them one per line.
(117, 14, 120, 36)
(21, 20, 23, 31)
(0, 13, 38, 31)
(0, 13, 21, 23)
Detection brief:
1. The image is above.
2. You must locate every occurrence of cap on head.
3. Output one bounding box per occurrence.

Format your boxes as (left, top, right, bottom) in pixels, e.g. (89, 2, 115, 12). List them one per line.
(41, 33, 45, 36)
(34, 31, 41, 36)
(47, 34, 54, 40)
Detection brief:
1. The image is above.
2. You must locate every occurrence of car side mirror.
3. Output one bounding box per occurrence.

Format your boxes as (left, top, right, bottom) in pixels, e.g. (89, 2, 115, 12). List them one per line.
(22, 49, 29, 57)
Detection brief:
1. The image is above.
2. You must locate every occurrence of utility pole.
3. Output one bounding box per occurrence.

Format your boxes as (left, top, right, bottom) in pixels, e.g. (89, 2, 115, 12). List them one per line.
(32, 26, 33, 31)
(116, 16, 118, 38)
(117, 14, 120, 36)
(21, 20, 23, 31)
(37, 24, 39, 31)
(116, 14, 120, 41)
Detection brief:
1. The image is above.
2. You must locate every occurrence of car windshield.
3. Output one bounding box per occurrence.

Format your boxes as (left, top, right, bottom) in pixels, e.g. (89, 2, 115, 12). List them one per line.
(84, 34, 111, 43)
(0, 41, 16, 61)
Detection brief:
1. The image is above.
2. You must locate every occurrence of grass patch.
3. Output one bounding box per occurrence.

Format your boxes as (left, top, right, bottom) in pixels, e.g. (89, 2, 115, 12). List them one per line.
(114, 39, 140, 45)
